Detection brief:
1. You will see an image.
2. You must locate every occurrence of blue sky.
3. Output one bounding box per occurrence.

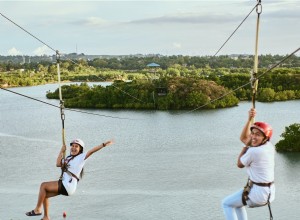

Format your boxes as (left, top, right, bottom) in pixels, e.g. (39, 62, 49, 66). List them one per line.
(1, 0, 299, 56)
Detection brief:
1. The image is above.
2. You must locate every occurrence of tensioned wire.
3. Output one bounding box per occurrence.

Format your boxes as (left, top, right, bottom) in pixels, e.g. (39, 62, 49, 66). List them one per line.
(0, 0, 258, 107)
(2, 47, 299, 117)
(0, 12, 146, 104)
(0, 87, 141, 120)
(58, 56, 146, 104)
(1, 47, 299, 117)
(213, 1, 260, 57)
(59, 1, 260, 101)
(0, 11, 145, 120)
(1, 7, 298, 115)
(176, 47, 300, 115)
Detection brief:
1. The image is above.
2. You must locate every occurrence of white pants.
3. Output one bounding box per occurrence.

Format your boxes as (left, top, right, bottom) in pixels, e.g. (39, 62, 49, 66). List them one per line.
(222, 189, 247, 220)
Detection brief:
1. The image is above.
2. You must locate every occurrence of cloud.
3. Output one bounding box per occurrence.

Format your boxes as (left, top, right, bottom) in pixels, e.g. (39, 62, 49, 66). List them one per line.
(79, 17, 110, 26)
(33, 45, 52, 56)
(173, 42, 182, 49)
(129, 13, 239, 26)
(8, 47, 22, 56)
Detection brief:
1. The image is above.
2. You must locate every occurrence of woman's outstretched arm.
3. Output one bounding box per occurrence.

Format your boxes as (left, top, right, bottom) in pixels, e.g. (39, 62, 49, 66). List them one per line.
(85, 140, 114, 160)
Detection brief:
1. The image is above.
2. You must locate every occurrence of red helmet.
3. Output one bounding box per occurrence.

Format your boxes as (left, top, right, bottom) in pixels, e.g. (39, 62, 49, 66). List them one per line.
(250, 122, 273, 140)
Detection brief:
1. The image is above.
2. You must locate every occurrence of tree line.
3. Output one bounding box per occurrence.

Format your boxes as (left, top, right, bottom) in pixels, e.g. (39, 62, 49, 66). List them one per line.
(46, 78, 239, 110)
(2, 65, 300, 103)
(1, 54, 300, 71)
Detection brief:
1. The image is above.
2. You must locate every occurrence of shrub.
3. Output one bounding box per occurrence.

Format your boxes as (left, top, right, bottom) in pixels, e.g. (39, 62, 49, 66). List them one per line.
(276, 123, 300, 152)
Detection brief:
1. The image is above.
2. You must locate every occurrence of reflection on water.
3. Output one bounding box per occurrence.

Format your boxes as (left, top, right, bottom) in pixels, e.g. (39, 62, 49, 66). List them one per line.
(279, 152, 300, 166)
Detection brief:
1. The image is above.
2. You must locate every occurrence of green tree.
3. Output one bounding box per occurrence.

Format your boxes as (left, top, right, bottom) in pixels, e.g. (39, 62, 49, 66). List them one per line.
(276, 123, 300, 152)
(166, 67, 180, 77)
(258, 88, 276, 102)
(186, 91, 209, 108)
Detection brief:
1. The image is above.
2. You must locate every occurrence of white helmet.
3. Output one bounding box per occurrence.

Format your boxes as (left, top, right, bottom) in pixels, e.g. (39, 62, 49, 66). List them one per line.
(70, 139, 85, 148)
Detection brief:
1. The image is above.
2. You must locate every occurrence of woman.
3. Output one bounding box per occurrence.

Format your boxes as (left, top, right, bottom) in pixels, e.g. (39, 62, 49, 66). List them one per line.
(26, 138, 114, 220)
(222, 108, 275, 220)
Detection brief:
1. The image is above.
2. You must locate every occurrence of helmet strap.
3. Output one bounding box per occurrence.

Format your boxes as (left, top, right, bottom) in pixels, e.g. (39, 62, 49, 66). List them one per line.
(261, 137, 268, 145)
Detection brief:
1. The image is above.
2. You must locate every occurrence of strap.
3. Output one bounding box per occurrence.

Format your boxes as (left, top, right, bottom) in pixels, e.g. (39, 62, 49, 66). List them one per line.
(66, 170, 80, 182)
(251, 181, 274, 187)
(242, 178, 251, 205)
(267, 191, 273, 220)
(242, 193, 247, 206)
(59, 155, 77, 180)
(268, 201, 273, 220)
(250, 178, 274, 220)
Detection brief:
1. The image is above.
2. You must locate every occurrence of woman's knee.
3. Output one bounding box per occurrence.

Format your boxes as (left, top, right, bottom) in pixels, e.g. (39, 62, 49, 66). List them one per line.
(222, 197, 230, 208)
(40, 182, 47, 190)
(40, 181, 56, 191)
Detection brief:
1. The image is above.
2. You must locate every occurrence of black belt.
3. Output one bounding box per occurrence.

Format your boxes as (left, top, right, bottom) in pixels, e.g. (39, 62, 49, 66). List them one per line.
(251, 180, 274, 187)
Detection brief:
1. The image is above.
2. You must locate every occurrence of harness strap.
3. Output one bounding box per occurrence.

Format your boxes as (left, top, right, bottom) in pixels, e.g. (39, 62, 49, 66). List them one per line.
(66, 170, 80, 182)
(242, 178, 274, 220)
(59, 155, 80, 182)
(252, 180, 274, 187)
(268, 204, 273, 220)
(267, 196, 273, 220)
(59, 168, 80, 182)
(242, 194, 247, 206)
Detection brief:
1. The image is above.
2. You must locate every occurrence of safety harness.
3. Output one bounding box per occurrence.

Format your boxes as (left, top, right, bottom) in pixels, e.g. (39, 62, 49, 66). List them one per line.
(59, 155, 80, 182)
(242, 178, 274, 220)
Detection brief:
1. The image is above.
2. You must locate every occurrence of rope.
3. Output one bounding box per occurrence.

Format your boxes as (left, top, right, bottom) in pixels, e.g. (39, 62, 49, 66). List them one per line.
(56, 51, 66, 158)
(251, 0, 262, 122)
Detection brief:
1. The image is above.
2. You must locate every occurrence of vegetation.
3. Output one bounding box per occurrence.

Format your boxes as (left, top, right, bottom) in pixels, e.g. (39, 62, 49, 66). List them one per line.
(46, 78, 239, 110)
(276, 123, 300, 152)
(1, 54, 300, 109)
(1, 54, 300, 70)
(2, 54, 299, 145)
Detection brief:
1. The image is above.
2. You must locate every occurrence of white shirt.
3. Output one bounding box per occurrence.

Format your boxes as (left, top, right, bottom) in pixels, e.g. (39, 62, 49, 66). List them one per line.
(240, 141, 275, 205)
(62, 153, 87, 195)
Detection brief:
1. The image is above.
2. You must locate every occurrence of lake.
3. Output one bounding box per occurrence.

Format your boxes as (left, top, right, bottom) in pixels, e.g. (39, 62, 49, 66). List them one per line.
(0, 83, 299, 220)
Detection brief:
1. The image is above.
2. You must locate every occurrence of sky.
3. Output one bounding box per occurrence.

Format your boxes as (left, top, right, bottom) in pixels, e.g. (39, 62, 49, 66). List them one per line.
(0, 0, 299, 56)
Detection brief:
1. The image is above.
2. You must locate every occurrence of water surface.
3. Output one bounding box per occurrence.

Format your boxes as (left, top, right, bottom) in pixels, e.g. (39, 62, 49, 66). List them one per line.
(0, 84, 299, 220)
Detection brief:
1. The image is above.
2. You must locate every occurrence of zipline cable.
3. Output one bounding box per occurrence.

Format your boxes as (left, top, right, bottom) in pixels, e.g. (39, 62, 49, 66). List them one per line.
(0, 87, 139, 120)
(213, 2, 259, 57)
(0, 12, 147, 105)
(0, 12, 56, 53)
(1, 47, 299, 117)
(0, 3, 263, 109)
(177, 47, 300, 114)
(1, 11, 299, 115)
(60, 56, 146, 104)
